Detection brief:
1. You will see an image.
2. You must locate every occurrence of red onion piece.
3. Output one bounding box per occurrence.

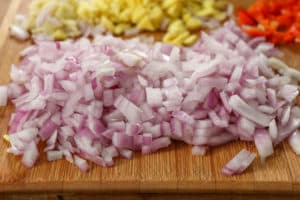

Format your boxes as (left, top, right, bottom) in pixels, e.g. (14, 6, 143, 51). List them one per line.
(22, 141, 39, 168)
(268, 119, 278, 140)
(192, 146, 208, 156)
(289, 131, 300, 155)
(10, 25, 29, 41)
(114, 95, 143, 123)
(278, 85, 299, 103)
(47, 150, 63, 161)
(222, 149, 256, 175)
(228, 95, 273, 127)
(74, 155, 90, 172)
(254, 130, 274, 162)
(0, 86, 8, 106)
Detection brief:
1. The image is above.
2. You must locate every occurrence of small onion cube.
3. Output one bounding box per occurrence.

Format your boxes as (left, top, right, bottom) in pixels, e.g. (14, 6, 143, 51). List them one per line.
(221, 149, 256, 175)
(289, 131, 300, 155)
(150, 137, 171, 152)
(47, 150, 63, 161)
(146, 87, 163, 107)
(22, 141, 39, 168)
(0, 86, 8, 106)
(74, 156, 90, 172)
(114, 95, 143, 123)
(120, 149, 133, 159)
(192, 146, 207, 156)
(254, 130, 274, 162)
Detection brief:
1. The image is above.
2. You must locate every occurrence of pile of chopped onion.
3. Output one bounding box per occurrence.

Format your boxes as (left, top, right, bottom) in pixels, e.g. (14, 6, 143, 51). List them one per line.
(2, 21, 300, 175)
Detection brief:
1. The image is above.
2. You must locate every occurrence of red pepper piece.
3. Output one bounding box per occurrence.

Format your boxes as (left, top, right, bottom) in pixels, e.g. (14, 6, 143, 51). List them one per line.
(237, 8, 257, 26)
(243, 27, 270, 37)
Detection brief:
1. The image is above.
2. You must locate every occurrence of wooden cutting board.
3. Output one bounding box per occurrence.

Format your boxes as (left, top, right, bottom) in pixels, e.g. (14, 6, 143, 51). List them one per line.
(1, 0, 300, 194)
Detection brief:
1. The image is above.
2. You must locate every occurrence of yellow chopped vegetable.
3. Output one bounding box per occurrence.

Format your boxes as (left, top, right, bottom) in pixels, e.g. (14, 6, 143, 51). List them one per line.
(183, 34, 198, 46)
(100, 16, 115, 32)
(53, 29, 67, 40)
(132, 6, 147, 24)
(114, 23, 131, 35)
(137, 16, 155, 31)
(25, 0, 230, 46)
(166, 3, 182, 18)
(170, 31, 190, 46)
(3, 134, 9, 143)
(185, 17, 202, 30)
(77, 1, 97, 23)
(162, 0, 178, 9)
(119, 8, 131, 22)
(168, 20, 186, 33)
(27, 0, 80, 39)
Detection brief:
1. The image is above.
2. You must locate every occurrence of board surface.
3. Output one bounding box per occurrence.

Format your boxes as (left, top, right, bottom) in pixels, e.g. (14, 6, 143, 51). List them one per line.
(1, 0, 300, 194)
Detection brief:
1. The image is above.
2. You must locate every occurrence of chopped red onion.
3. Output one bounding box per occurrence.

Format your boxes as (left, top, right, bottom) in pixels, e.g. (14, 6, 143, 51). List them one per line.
(268, 119, 278, 140)
(74, 155, 90, 172)
(47, 150, 63, 161)
(39, 119, 57, 141)
(120, 149, 133, 159)
(222, 149, 256, 175)
(289, 131, 300, 155)
(114, 95, 143, 123)
(0, 86, 8, 106)
(192, 146, 207, 156)
(237, 117, 255, 136)
(268, 57, 300, 84)
(228, 95, 273, 127)
(10, 25, 29, 41)
(278, 85, 299, 103)
(3, 21, 300, 174)
(195, 119, 213, 129)
(146, 88, 163, 107)
(22, 141, 39, 168)
(12, 127, 38, 143)
(254, 130, 274, 162)
(150, 137, 171, 152)
(281, 106, 291, 126)
(172, 111, 194, 125)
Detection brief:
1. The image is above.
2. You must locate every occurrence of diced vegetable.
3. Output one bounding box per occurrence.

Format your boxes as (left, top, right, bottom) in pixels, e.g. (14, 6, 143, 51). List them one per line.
(11, 0, 231, 46)
(237, 0, 300, 45)
(3, 21, 300, 174)
(222, 149, 256, 175)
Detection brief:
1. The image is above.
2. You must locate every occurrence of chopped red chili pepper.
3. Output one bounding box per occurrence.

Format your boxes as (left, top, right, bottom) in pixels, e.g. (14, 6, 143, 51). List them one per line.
(237, 0, 300, 45)
(237, 8, 256, 26)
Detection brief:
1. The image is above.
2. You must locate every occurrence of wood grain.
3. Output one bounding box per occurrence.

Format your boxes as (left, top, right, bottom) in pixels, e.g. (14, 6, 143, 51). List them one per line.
(1, 0, 300, 194)
(2, 193, 300, 200)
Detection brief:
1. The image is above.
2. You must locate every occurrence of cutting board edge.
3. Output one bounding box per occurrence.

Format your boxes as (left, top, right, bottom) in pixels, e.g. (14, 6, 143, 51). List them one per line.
(1, 181, 300, 194)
